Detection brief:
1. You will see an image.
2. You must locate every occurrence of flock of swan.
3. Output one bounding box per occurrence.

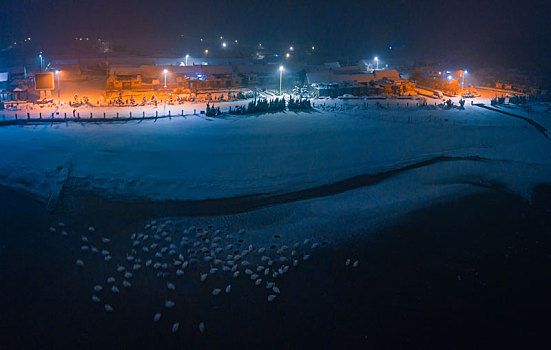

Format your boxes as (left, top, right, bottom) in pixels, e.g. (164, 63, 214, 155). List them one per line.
(49, 220, 359, 335)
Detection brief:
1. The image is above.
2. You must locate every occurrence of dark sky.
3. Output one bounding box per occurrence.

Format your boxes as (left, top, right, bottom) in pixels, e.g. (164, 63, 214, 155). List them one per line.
(2, 0, 550, 70)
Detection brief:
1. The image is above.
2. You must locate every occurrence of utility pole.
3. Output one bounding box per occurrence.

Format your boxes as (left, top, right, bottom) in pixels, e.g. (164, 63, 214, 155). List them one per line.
(279, 66, 284, 95)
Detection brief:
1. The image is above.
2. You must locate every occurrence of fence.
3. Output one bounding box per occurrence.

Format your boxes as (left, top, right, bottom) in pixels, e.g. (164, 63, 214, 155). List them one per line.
(0, 109, 197, 126)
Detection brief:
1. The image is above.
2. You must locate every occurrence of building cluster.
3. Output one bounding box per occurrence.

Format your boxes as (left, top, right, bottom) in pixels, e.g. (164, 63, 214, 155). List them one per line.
(306, 65, 415, 97)
(1, 53, 417, 106)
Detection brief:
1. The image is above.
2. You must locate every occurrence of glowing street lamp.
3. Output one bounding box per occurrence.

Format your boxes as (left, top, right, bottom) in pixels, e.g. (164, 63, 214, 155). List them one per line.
(286, 53, 290, 59)
(461, 69, 468, 95)
(55, 70, 60, 104)
(204, 49, 209, 56)
(279, 65, 284, 95)
(163, 69, 168, 109)
(289, 46, 294, 51)
(39, 51, 43, 72)
(222, 42, 227, 48)
(311, 46, 315, 50)
(185, 54, 190, 66)
(374, 56, 379, 70)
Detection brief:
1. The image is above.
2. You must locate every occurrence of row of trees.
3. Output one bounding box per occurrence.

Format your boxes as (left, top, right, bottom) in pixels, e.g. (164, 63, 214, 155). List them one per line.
(288, 97, 312, 110)
(228, 98, 284, 115)
(227, 97, 312, 115)
(206, 103, 221, 116)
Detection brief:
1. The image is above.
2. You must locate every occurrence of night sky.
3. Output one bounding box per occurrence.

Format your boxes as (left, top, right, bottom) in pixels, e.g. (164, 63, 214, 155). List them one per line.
(2, 0, 550, 71)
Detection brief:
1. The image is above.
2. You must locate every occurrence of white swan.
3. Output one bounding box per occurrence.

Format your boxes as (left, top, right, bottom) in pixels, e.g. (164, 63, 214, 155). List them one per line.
(172, 322, 179, 333)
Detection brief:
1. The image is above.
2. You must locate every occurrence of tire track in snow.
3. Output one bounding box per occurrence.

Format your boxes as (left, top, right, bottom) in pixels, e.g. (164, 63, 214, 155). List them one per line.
(62, 155, 487, 217)
(473, 104, 549, 139)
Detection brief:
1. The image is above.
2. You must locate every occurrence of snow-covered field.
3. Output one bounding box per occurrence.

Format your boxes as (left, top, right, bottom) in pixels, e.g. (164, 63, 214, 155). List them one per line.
(1, 103, 550, 240)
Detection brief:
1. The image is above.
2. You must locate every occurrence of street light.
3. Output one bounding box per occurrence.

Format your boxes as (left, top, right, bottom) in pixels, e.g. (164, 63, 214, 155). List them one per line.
(311, 46, 315, 50)
(185, 54, 190, 66)
(461, 70, 468, 95)
(204, 49, 209, 56)
(222, 42, 227, 48)
(55, 70, 60, 105)
(279, 65, 284, 95)
(286, 53, 290, 59)
(374, 56, 379, 70)
(39, 51, 43, 72)
(163, 69, 168, 109)
(289, 46, 294, 51)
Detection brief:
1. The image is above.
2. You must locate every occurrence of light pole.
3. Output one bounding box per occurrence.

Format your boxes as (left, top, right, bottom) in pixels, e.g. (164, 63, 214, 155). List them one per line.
(185, 54, 190, 66)
(461, 70, 467, 95)
(374, 57, 379, 70)
(163, 69, 168, 109)
(279, 65, 284, 95)
(55, 70, 60, 105)
(39, 52, 43, 72)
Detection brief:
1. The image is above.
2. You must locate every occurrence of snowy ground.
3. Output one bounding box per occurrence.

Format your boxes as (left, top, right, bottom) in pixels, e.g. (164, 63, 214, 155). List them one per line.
(1, 102, 550, 241)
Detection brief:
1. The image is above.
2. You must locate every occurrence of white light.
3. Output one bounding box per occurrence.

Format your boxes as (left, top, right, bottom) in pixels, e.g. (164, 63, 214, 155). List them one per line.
(374, 56, 378, 61)
(279, 66, 284, 71)
(447, 75, 452, 80)
(464, 70, 468, 74)
(222, 42, 227, 48)
(220, 36, 223, 39)
(286, 53, 290, 58)
(234, 40, 238, 43)
(289, 46, 294, 51)
(163, 69, 168, 74)
(312, 46, 315, 50)
(205, 49, 208, 54)
(55, 70, 59, 74)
